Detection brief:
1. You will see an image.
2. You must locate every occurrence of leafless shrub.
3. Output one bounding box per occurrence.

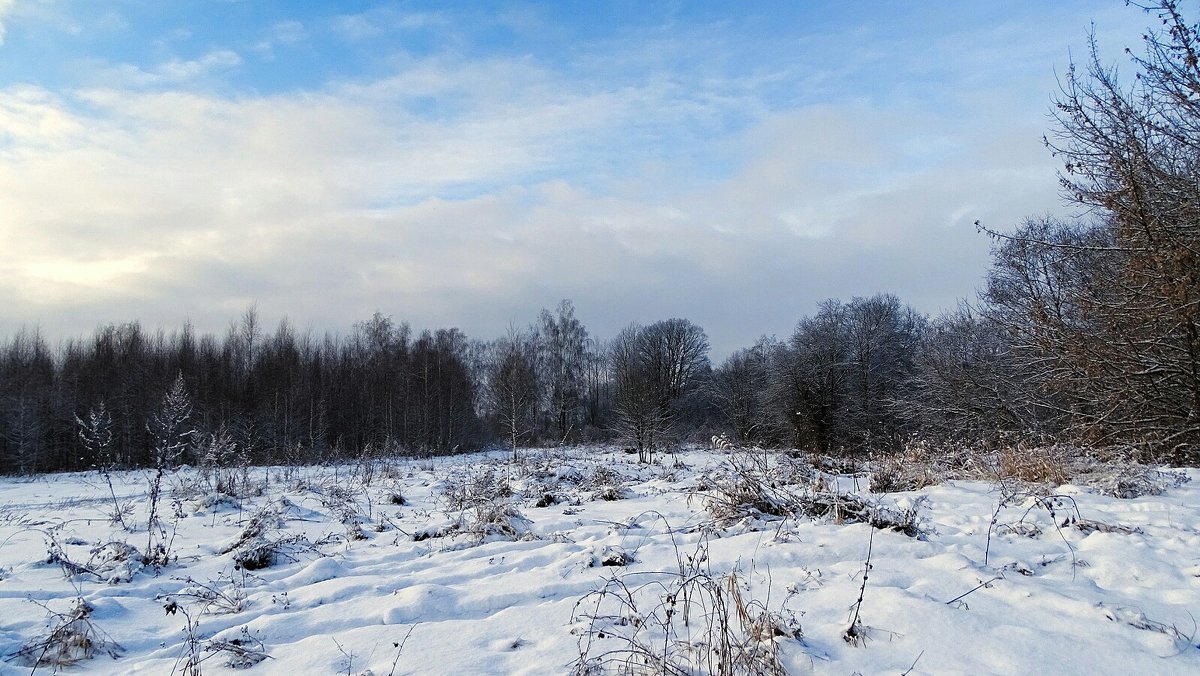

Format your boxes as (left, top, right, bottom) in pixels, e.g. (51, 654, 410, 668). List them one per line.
(404, 466, 533, 545)
(1071, 462, 1190, 499)
(314, 480, 370, 541)
(192, 492, 241, 513)
(591, 545, 632, 567)
(870, 439, 984, 493)
(994, 522, 1042, 538)
(44, 533, 96, 579)
(533, 492, 560, 507)
(1102, 605, 1199, 655)
(814, 454, 867, 476)
(1074, 519, 1142, 535)
(231, 533, 310, 571)
(221, 502, 282, 554)
(570, 534, 799, 675)
(702, 453, 802, 523)
(587, 466, 629, 501)
(205, 627, 270, 670)
(220, 501, 311, 570)
(462, 502, 532, 541)
(162, 591, 271, 675)
(984, 487, 1084, 569)
(161, 572, 249, 615)
(8, 597, 122, 669)
(700, 451, 926, 537)
(440, 466, 513, 511)
(86, 540, 143, 584)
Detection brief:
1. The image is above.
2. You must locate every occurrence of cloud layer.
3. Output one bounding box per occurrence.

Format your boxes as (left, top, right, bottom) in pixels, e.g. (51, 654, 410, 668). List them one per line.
(0, 2, 1150, 357)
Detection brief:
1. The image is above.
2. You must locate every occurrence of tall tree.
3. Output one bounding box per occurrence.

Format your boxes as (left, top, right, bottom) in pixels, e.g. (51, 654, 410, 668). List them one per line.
(980, 1, 1200, 458)
(711, 338, 779, 445)
(610, 319, 710, 462)
(538, 300, 589, 443)
(488, 329, 540, 457)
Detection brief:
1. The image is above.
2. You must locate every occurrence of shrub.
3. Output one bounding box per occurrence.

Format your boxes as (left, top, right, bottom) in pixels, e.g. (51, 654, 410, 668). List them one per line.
(869, 439, 980, 492)
(220, 501, 311, 570)
(571, 535, 799, 676)
(9, 598, 122, 669)
(702, 451, 926, 537)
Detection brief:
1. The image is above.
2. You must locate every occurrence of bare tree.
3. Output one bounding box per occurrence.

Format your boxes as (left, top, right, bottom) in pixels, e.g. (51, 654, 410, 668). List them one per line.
(76, 401, 114, 468)
(538, 300, 589, 443)
(0, 328, 53, 474)
(610, 319, 710, 463)
(488, 329, 540, 458)
(610, 325, 670, 463)
(711, 338, 781, 445)
(898, 304, 1040, 443)
(842, 294, 923, 449)
(782, 300, 851, 454)
(581, 339, 613, 438)
(978, 1, 1200, 459)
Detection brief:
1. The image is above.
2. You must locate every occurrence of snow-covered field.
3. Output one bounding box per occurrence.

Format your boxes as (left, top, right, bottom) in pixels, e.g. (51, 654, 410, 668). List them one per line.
(0, 447, 1198, 675)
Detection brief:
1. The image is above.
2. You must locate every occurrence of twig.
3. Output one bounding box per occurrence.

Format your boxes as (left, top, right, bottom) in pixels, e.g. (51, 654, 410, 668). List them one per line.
(843, 526, 874, 646)
(387, 625, 416, 676)
(901, 649, 925, 675)
(945, 575, 1003, 607)
(333, 637, 353, 676)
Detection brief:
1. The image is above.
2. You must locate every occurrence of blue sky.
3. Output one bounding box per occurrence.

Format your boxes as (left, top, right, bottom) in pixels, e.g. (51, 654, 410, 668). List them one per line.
(0, 1, 1152, 357)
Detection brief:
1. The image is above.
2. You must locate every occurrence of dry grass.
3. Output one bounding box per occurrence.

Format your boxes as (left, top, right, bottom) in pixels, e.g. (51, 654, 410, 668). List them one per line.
(9, 597, 122, 669)
(869, 439, 985, 493)
(700, 451, 926, 537)
(996, 445, 1072, 485)
(570, 533, 799, 676)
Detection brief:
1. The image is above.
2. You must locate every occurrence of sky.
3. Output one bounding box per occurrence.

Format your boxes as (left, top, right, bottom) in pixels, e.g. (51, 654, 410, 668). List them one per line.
(0, 1, 1154, 359)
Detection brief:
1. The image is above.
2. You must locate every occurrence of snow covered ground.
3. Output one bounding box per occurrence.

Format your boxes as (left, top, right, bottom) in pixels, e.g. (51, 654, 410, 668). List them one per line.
(0, 447, 1197, 675)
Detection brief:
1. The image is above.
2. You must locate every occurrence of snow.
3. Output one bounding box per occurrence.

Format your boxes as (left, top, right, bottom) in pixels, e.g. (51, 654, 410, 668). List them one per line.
(0, 448, 1197, 675)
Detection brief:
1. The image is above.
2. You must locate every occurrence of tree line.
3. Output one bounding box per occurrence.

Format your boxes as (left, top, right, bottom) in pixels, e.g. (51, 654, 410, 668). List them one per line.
(0, 295, 921, 473)
(2, 1, 1198, 473)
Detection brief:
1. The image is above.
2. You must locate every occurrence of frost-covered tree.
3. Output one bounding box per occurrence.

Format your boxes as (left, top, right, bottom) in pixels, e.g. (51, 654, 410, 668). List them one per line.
(978, 1, 1200, 459)
(200, 423, 249, 495)
(76, 402, 114, 470)
(76, 401, 128, 528)
(148, 373, 195, 469)
(775, 295, 921, 454)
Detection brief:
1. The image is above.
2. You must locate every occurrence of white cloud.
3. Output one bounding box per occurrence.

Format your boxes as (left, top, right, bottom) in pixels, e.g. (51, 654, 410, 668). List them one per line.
(0, 56, 674, 335)
(253, 19, 308, 58)
(0, 0, 14, 44)
(0, 3, 1143, 355)
(93, 49, 243, 88)
(330, 8, 448, 43)
(157, 49, 242, 81)
(0, 52, 1070, 355)
(268, 19, 306, 44)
